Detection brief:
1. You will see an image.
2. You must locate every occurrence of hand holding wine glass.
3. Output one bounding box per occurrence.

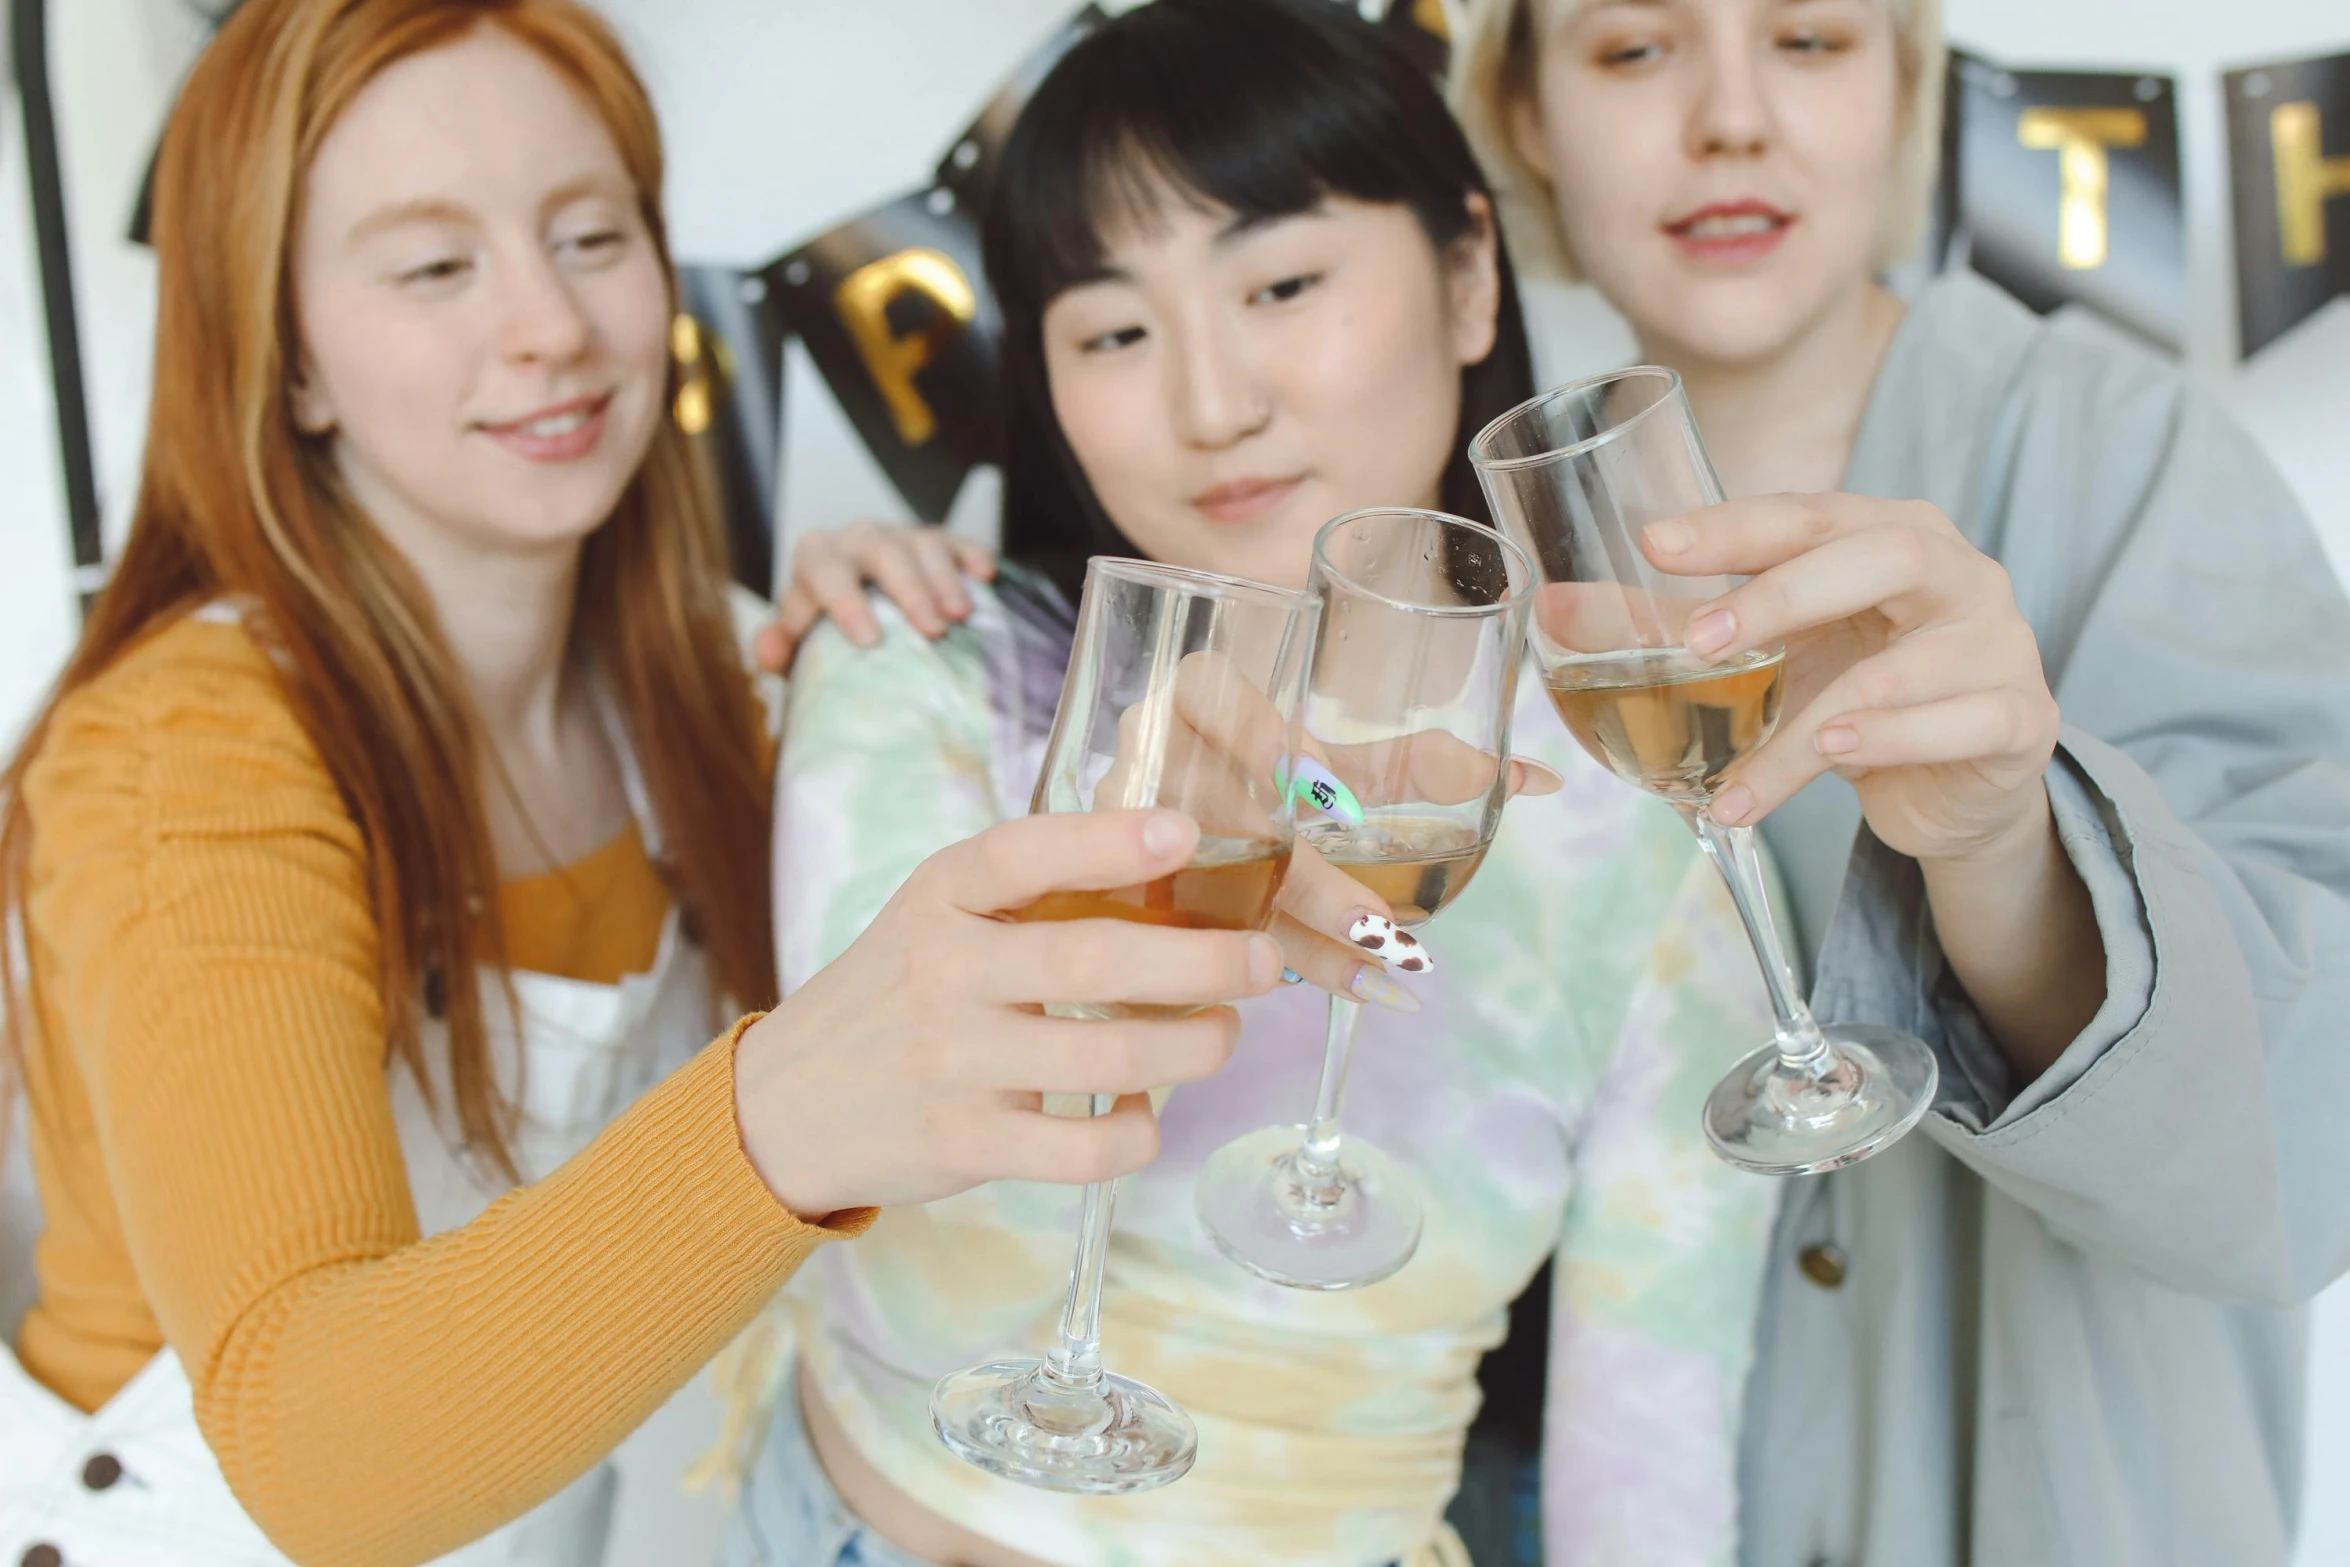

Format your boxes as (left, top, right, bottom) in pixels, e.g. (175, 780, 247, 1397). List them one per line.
(931, 559, 1320, 1495)
(1089, 649, 1562, 997)
(1473, 369, 1939, 1175)
(736, 809, 1273, 1217)
(1635, 494, 2105, 1071)
(1637, 492, 2063, 863)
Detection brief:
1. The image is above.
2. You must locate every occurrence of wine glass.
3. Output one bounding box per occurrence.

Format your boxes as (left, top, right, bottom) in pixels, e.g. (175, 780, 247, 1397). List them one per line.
(930, 557, 1321, 1493)
(1470, 367, 1937, 1175)
(1194, 508, 1533, 1290)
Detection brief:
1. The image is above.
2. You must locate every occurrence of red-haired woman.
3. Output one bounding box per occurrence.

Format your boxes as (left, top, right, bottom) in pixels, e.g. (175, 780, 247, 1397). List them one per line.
(0, 3, 1321, 1563)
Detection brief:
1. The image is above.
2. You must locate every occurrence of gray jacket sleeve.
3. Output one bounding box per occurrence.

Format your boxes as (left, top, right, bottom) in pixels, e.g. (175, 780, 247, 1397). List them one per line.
(1822, 358, 2350, 1307)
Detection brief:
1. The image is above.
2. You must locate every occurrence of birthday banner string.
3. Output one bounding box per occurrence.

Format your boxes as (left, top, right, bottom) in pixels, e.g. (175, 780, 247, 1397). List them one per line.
(29, 1, 2350, 603)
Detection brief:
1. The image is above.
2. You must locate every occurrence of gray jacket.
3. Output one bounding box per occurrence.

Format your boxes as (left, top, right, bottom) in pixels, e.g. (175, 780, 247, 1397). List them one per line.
(1734, 273, 2350, 1567)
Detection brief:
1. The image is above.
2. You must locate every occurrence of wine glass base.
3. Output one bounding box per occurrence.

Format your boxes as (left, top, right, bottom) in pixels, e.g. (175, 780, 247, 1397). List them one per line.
(930, 1359, 1195, 1494)
(1194, 1124, 1424, 1290)
(1703, 1023, 1938, 1175)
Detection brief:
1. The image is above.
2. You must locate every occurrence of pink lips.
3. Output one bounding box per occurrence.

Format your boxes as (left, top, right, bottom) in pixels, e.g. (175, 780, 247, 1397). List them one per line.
(1663, 199, 1795, 266)
(479, 393, 612, 463)
(1191, 475, 1303, 526)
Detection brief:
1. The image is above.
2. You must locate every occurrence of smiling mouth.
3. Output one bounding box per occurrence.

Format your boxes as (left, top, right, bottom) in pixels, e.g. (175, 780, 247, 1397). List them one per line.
(483, 394, 610, 438)
(1191, 476, 1304, 525)
(1664, 204, 1795, 260)
(478, 393, 614, 461)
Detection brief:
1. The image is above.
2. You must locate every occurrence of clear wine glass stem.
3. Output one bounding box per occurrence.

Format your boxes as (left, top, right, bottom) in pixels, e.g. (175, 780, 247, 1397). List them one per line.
(1688, 812, 1835, 1079)
(1044, 1093, 1119, 1392)
(1291, 996, 1365, 1203)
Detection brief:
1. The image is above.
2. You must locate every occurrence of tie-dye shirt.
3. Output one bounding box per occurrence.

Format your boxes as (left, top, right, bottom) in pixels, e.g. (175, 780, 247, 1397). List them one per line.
(767, 570, 1779, 1567)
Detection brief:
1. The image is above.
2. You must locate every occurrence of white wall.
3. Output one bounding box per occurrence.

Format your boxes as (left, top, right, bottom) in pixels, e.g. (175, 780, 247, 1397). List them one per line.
(1, 3, 2346, 1564)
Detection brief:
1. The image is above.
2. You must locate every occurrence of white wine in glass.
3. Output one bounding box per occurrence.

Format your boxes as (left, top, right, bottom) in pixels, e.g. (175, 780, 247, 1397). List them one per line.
(1473, 368, 1937, 1176)
(1302, 815, 1492, 929)
(1543, 646, 1786, 802)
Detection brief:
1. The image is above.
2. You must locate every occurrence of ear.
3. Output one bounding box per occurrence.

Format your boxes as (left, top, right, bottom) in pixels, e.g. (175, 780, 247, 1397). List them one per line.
(1444, 192, 1503, 369)
(287, 357, 338, 437)
(1507, 86, 1555, 187)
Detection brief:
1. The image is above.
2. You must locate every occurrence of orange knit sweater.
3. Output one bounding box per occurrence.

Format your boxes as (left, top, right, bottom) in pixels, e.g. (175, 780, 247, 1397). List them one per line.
(13, 613, 863, 1566)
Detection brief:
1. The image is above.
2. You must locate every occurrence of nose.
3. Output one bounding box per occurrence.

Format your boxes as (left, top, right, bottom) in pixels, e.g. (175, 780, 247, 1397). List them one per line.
(493, 244, 595, 366)
(1165, 300, 1271, 451)
(1688, 24, 1772, 160)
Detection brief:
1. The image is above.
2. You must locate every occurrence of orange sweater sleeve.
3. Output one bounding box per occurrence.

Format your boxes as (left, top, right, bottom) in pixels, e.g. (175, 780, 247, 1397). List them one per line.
(21, 618, 867, 1567)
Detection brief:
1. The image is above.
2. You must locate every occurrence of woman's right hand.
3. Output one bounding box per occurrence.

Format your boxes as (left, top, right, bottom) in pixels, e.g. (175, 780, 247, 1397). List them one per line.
(732, 809, 1278, 1218)
(1093, 649, 1560, 1009)
(754, 520, 998, 674)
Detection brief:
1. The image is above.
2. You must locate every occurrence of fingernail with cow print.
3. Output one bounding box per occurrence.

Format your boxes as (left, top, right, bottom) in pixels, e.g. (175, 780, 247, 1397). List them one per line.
(1346, 912, 1435, 975)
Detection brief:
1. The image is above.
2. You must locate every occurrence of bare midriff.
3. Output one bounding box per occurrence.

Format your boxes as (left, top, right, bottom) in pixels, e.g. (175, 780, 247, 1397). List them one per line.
(798, 1366, 1057, 1567)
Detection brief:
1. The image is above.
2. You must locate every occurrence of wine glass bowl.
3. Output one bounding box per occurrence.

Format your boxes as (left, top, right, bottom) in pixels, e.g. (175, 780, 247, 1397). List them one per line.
(931, 559, 1321, 1492)
(1472, 369, 1937, 1177)
(1541, 644, 1786, 805)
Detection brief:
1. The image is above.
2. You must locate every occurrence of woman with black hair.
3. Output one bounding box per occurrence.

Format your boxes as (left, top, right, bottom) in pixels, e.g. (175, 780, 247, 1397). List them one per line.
(726, 4, 1778, 1566)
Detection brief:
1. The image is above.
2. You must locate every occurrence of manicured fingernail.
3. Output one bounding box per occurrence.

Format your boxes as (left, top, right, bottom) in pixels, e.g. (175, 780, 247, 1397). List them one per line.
(1348, 964, 1422, 1014)
(1512, 760, 1567, 796)
(1687, 610, 1735, 657)
(1280, 967, 1305, 985)
(1645, 519, 1694, 555)
(1247, 934, 1284, 990)
(1817, 725, 1859, 756)
(850, 624, 880, 648)
(1142, 812, 1194, 859)
(1279, 756, 1363, 825)
(1710, 784, 1754, 825)
(1346, 912, 1436, 974)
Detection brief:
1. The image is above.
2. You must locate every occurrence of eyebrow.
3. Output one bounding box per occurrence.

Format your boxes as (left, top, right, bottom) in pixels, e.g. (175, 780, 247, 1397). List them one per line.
(347, 197, 473, 246)
(344, 174, 626, 246)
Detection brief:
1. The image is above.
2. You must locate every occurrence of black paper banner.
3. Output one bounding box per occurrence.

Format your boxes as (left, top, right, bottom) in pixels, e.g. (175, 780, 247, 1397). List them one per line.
(1945, 53, 2187, 352)
(933, 6, 1106, 212)
(672, 265, 791, 593)
(768, 187, 1001, 524)
(2226, 50, 2350, 358)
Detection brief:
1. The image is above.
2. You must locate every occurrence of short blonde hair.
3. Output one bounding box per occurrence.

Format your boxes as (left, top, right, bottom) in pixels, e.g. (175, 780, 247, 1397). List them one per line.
(1447, 0, 1946, 281)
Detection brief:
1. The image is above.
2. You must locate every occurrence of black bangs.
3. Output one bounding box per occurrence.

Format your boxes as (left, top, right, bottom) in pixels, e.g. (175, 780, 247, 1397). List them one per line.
(982, 0, 1538, 600)
(988, 0, 1480, 323)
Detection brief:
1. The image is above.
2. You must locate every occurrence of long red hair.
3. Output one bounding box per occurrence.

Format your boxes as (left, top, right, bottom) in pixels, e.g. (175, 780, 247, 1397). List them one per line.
(0, 0, 775, 1175)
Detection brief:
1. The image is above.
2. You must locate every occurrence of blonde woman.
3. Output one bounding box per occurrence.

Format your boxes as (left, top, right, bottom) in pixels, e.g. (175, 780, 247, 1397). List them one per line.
(1438, 0, 2350, 1563)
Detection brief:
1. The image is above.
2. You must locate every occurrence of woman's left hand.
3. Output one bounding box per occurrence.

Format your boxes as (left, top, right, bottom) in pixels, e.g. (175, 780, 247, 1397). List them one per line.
(1643, 493, 2062, 863)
